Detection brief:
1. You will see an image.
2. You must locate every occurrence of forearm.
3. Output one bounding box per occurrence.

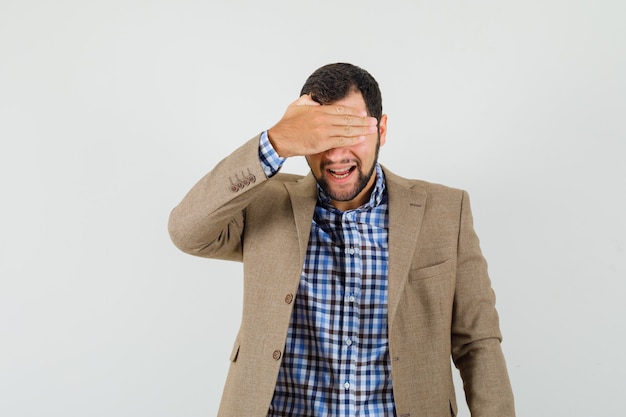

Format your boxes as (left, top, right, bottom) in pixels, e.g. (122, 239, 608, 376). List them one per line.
(168, 135, 268, 261)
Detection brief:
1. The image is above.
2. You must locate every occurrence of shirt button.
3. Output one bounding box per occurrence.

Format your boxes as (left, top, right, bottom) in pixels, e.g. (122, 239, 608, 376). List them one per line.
(348, 295, 356, 302)
(346, 339, 352, 346)
(284, 293, 294, 304)
(272, 350, 281, 360)
(344, 382, 350, 389)
(348, 247, 355, 255)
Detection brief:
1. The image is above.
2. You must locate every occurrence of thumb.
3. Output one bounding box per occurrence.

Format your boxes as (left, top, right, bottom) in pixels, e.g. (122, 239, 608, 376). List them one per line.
(293, 94, 320, 107)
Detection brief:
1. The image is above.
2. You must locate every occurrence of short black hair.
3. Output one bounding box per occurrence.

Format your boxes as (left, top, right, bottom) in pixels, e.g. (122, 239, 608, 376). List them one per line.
(300, 63, 383, 121)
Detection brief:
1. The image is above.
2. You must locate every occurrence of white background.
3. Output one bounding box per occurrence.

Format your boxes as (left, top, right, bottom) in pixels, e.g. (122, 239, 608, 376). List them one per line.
(1, 1, 624, 416)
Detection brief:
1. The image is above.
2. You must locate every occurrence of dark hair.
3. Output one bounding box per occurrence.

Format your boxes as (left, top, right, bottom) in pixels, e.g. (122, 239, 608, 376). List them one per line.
(300, 63, 383, 121)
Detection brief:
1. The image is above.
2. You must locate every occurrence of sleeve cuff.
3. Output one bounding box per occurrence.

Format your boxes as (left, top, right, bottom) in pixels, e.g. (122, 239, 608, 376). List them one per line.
(258, 130, 286, 178)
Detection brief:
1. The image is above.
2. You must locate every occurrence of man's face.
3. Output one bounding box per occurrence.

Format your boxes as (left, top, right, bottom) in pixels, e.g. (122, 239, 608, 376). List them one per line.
(305, 90, 387, 211)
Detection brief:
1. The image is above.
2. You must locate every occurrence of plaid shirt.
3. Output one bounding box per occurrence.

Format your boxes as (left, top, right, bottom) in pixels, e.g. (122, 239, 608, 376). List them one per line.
(259, 132, 396, 416)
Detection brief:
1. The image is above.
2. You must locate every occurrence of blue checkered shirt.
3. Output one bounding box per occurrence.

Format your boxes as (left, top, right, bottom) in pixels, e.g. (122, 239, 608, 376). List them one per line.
(259, 132, 396, 416)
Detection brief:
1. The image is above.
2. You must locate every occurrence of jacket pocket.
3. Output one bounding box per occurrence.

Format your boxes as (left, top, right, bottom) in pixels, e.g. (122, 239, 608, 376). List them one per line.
(408, 258, 454, 281)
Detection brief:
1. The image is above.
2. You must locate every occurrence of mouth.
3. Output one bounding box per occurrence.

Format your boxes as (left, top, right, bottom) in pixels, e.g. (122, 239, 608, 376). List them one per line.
(327, 165, 357, 180)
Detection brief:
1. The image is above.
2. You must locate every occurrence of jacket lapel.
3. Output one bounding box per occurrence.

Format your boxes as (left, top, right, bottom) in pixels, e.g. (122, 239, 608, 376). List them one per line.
(284, 173, 318, 269)
(383, 167, 427, 326)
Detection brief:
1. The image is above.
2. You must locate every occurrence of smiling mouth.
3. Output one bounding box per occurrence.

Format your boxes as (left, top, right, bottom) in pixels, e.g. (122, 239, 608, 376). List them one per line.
(328, 166, 356, 179)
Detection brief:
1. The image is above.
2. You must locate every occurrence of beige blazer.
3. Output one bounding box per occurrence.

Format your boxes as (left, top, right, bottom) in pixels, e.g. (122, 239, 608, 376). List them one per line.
(168, 135, 515, 417)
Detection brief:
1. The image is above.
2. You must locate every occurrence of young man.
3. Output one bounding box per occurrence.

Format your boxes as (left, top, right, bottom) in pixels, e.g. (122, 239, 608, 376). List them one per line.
(168, 63, 515, 416)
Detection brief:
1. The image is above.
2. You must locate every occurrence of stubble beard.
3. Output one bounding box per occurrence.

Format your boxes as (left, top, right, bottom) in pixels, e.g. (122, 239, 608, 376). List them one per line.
(313, 140, 380, 203)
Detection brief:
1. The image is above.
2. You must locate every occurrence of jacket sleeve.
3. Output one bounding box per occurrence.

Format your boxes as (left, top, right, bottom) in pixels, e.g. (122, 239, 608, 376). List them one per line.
(451, 190, 516, 416)
(167, 135, 269, 262)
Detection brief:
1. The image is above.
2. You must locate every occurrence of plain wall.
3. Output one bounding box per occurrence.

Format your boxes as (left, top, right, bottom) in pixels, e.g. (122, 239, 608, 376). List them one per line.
(1, 1, 624, 416)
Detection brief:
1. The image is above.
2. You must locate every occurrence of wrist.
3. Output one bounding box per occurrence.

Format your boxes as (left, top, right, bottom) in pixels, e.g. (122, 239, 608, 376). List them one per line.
(267, 127, 291, 158)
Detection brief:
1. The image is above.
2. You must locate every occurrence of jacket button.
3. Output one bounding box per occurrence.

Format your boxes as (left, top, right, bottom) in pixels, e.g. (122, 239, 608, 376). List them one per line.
(284, 293, 294, 304)
(272, 350, 281, 360)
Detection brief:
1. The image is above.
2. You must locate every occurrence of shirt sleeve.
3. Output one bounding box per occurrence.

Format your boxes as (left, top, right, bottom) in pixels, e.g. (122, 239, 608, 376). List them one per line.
(258, 130, 286, 178)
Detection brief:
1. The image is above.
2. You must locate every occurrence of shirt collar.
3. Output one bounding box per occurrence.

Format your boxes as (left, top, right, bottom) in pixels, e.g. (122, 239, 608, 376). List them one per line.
(317, 163, 386, 212)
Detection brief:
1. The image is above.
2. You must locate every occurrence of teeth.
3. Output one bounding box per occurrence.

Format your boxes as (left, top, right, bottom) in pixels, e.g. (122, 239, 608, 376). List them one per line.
(329, 168, 352, 179)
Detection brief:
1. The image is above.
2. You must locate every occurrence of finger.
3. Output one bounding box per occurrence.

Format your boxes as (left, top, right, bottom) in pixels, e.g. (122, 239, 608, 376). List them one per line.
(328, 123, 378, 138)
(333, 134, 368, 148)
(328, 114, 378, 128)
(318, 103, 369, 118)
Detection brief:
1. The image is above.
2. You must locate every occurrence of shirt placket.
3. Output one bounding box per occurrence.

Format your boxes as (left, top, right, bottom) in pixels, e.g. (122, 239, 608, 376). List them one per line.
(339, 209, 362, 416)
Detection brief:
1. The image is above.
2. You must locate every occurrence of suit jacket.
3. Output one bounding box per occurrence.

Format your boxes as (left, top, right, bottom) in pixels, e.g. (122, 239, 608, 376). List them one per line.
(168, 135, 515, 417)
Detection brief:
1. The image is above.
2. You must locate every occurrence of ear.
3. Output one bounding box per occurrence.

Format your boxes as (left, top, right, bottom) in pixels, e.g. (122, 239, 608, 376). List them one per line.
(378, 114, 388, 146)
